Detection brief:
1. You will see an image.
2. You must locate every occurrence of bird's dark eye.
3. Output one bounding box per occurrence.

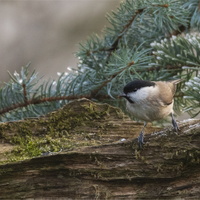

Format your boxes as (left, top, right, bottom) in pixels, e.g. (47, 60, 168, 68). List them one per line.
(133, 88, 137, 92)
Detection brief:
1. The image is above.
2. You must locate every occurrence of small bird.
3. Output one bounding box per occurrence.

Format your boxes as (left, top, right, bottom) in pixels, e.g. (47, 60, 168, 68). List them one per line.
(119, 79, 181, 148)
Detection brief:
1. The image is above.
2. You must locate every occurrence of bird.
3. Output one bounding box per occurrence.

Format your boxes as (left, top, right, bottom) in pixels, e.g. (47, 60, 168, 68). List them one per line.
(119, 79, 182, 148)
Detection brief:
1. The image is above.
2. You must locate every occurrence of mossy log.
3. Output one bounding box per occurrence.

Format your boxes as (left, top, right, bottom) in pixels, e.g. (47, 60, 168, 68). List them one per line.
(0, 98, 200, 199)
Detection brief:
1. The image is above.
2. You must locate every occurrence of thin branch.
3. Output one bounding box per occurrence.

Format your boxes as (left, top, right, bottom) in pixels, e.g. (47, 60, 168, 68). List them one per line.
(154, 4, 168, 8)
(107, 4, 169, 52)
(86, 4, 170, 56)
(91, 63, 182, 97)
(22, 83, 28, 103)
(86, 9, 144, 56)
(108, 8, 144, 51)
(0, 94, 112, 117)
(91, 61, 135, 96)
(0, 82, 185, 118)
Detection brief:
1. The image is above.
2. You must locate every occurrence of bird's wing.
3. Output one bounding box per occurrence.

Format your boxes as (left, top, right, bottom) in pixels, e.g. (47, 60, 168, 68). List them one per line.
(166, 79, 182, 96)
(151, 80, 181, 107)
(167, 79, 182, 85)
(155, 81, 174, 106)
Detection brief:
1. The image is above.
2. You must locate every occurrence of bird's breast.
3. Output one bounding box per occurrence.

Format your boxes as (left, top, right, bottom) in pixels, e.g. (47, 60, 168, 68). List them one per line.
(126, 101, 173, 122)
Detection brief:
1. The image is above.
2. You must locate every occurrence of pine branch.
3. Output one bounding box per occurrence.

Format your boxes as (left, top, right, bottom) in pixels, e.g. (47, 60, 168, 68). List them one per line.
(91, 61, 135, 96)
(183, 75, 200, 117)
(22, 83, 28, 104)
(183, 0, 200, 30)
(0, 91, 113, 119)
(0, 95, 90, 117)
(85, 8, 145, 58)
(108, 8, 144, 52)
(0, 63, 185, 119)
(2, 0, 200, 121)
(86, 2, 182, 56)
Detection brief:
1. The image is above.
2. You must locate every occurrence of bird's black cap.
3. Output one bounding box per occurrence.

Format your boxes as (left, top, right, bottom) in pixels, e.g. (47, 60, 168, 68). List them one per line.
(123, 80, 155, 94)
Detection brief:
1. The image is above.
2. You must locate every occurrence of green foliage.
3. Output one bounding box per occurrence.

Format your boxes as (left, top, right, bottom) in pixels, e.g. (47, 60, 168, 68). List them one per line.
(183, 0, 200, 30)
(1, 0, 200, 121)
(183, 75, 200, 117)
(0, 63, 76, 121)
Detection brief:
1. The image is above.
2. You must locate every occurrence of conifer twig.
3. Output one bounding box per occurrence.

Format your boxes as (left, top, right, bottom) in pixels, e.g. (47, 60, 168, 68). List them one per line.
(0, 94, 112, 117)
(86, 3, 170, 56)
(108, 8, 144, 52)
(91, 61, 135, 96)
(91, 63, 183, 97)
(22, 83, 28, 103)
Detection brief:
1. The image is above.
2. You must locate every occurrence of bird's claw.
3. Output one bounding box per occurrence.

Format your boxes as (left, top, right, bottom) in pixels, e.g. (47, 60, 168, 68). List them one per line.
(138, 131, 145, 149)
(172, 118, 179, 132)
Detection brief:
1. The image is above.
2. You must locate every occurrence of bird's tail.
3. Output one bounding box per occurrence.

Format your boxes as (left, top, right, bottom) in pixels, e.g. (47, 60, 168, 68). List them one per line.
(168, 79, 183, 85)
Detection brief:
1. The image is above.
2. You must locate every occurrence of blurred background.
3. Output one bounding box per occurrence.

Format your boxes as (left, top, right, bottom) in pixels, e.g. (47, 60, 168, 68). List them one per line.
(0, 0, 191, 121)
(0, 0, 121, 85)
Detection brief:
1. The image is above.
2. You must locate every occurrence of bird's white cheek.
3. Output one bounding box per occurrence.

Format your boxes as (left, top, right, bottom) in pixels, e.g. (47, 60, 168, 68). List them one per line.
(128, 87, 151, 103)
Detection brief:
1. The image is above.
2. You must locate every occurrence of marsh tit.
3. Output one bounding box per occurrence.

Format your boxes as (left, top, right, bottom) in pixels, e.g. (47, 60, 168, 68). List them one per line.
(119, 79, 181, 148)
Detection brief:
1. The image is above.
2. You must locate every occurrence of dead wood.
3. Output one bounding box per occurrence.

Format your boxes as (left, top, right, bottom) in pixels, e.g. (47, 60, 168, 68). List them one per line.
(0, 98, 200, 199)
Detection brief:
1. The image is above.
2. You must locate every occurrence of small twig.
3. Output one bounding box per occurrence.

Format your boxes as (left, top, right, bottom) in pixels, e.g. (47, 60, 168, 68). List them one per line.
(108, 8, 144, 52)
(91, 61, 135, 97)
(86, 3, 169, 56)
(154, 4, 168, 8)
(0, 94, 112, 117)
(22, 83, 28, 103)
(86, 9, 144, 57)
(0, 79, 184, 118)
(91, 63, 182, 97)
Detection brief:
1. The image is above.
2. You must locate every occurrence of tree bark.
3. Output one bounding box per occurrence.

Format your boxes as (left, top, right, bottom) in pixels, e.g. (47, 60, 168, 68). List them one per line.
(0, 98, 200, 199)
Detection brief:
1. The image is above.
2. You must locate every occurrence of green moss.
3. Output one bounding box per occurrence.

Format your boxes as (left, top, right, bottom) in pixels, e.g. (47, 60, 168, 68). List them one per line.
(0, 101, 118, 164)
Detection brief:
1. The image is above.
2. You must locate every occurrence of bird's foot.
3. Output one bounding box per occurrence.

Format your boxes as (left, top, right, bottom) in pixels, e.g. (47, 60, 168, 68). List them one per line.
(172, 118, 179, 132)
(138, 131, 145, 148)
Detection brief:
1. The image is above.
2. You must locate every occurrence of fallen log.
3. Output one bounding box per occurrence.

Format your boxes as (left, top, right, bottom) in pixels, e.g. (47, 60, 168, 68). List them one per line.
(0, 98, 199, 199)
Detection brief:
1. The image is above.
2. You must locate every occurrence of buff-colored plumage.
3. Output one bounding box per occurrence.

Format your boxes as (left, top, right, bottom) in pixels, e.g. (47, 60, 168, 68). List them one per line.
(125, 79, 181, 122)
(120, 79, 181, 148)
(152, 79, 182, 106)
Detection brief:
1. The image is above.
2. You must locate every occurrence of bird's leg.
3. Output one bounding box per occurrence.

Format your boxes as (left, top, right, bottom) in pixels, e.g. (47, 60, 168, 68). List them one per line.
(171, 113, 178, 132)
(138, 122, 147, 148)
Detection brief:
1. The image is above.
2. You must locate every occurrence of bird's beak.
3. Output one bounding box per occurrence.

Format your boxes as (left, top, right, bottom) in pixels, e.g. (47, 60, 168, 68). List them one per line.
(118, 93, 126, 98)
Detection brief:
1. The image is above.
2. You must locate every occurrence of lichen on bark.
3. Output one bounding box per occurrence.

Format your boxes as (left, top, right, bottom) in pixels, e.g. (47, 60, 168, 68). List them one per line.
(0, 98, 156, 163)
